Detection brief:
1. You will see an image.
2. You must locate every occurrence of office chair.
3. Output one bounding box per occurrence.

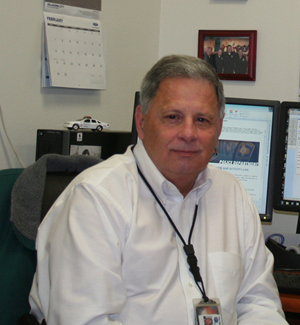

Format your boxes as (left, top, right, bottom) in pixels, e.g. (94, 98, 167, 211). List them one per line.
(0, 154, 102, 325)
(0, 168, 30, 325)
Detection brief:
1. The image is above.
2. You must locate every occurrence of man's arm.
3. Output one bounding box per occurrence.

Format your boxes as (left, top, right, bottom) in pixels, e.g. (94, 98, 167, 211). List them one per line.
(235, 198, 288, 325)
(30, 182, 129, 325)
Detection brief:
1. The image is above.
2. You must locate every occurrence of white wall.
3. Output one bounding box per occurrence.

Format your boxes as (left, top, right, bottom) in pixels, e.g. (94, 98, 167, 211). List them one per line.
(159, 0, 300, 234)
(0, 0, 160, 169)
(159, 0, 300, 102)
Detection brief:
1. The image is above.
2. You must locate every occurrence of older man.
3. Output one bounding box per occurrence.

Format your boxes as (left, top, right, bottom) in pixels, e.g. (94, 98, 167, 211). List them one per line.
(29, 55, 287, 325)
(204, 47, 216, 71)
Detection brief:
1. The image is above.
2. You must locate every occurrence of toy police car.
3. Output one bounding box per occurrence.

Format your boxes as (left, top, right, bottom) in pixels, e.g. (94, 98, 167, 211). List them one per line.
(64, 116, 109, 132)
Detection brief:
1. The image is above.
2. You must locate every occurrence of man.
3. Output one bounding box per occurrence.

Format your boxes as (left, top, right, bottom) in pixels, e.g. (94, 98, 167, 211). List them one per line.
(204, 47, 216, 71)
(29, 55, 287, 325)
(215, 48, 224, 73)
(235, 48, 248, 74)
(222, 45, 236, 73)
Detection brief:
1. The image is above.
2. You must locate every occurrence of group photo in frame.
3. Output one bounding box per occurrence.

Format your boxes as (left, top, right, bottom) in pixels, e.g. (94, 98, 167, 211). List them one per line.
(198, 30, 257, 81)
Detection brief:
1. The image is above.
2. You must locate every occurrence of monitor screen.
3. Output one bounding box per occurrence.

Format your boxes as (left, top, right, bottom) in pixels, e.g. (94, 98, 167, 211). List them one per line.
(273, 102, 300, 213)
(209, 97, 280, 222)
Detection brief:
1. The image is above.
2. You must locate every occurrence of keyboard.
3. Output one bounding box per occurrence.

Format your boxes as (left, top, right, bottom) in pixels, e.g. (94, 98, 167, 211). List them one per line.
(273, 271, 300, 295)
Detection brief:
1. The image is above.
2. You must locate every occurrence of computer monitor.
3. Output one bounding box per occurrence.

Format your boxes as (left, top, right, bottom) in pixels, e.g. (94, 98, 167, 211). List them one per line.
(130, 91, 140, 145)
(209, 97, 280, 223)
(273, 102, 300, 231)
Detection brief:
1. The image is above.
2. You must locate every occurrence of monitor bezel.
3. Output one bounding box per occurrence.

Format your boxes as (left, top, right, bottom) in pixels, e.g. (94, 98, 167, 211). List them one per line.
(273, 101, 300, 213)
(130, 91, 140, 145)
(224, 97, 281, 223)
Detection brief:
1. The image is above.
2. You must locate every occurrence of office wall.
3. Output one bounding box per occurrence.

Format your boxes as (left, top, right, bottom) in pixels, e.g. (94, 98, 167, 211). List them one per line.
(0, 0, 160, 169)
(159, 0, 300, 101)
(159, 0, 300, 102)
(159, 0, 300, 233)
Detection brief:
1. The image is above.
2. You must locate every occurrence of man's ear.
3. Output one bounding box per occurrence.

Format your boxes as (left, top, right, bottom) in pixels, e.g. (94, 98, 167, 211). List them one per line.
(218, 118, 224, 137)
(135, 105, 145, 141)
(215, 118, 223, 147)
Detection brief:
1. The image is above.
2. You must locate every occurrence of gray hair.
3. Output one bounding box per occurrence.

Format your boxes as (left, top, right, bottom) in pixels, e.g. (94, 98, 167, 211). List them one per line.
(140, 54, 225, 118)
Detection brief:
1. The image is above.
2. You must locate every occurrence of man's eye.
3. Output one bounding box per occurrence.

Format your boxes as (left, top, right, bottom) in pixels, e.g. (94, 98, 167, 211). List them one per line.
(168, 115, 177, 119)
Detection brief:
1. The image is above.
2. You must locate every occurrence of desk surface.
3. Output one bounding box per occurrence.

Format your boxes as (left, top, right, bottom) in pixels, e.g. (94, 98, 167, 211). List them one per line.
(280, 293, 300, 313)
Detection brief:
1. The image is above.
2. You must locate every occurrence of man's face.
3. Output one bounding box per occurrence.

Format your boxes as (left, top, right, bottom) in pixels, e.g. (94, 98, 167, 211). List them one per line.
(227, 46, 232, 53)
(207, 48, 212, 55)
(218, 49, 222, 56)
(136, 77, 223, 188)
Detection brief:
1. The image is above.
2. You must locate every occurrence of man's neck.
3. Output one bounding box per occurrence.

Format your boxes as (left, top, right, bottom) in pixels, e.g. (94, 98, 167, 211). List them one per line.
(168, 175, 197, 198)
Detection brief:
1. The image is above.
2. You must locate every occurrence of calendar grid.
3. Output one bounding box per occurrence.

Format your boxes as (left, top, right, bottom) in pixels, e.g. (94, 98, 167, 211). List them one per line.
(43, 9, 105, 89)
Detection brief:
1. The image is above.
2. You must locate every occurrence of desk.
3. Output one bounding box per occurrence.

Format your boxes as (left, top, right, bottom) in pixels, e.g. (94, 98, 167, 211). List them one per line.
(280, 293, 300, 313)
(280, 293, 300, 324)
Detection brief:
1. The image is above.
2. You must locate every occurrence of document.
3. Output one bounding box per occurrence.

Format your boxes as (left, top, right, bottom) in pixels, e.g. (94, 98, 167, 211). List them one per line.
(42, 1, 105, 89)
(209, 104, 273, 215)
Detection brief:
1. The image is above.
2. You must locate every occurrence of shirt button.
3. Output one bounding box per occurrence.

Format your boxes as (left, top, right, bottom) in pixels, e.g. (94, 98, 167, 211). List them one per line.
(189, 282, 193, 287)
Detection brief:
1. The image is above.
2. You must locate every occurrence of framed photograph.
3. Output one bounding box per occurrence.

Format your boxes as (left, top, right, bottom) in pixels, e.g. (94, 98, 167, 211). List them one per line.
(198, 30, 257, 81)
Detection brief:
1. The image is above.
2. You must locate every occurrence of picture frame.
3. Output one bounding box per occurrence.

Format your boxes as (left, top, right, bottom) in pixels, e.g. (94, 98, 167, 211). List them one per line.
(198, 30, 257, 81)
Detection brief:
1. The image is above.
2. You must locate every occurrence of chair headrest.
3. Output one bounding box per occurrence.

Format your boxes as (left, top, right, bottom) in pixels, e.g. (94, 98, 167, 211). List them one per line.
(10, 154, 102, 246)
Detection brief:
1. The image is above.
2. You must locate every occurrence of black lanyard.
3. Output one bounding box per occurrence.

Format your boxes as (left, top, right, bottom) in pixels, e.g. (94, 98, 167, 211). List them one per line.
(136, 163, 209, 302)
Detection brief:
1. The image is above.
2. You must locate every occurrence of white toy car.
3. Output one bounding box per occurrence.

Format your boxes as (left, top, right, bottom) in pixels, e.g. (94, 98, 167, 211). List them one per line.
(64, 116, 109, 132)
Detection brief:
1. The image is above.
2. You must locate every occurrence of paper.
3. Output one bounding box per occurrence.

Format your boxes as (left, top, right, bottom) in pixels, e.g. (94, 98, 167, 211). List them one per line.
(42, 2, 105, 89)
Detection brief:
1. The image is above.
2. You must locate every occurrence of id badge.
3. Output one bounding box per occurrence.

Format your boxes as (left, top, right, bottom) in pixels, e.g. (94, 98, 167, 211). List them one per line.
(193, 298, 223, 325)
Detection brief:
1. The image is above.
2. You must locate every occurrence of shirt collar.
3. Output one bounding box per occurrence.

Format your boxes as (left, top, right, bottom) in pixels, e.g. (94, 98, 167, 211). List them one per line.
(132, 141, 212, 203)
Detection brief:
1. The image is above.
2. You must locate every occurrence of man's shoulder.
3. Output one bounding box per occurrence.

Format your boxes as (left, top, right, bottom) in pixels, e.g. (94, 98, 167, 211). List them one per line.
(75, 148, 138, 188)
(206, 164, 251, 201)
(207, 164, 243, 186)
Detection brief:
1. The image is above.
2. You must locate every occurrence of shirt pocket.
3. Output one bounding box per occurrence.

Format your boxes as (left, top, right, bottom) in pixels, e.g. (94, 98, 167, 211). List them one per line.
(208, 252, 243, 315)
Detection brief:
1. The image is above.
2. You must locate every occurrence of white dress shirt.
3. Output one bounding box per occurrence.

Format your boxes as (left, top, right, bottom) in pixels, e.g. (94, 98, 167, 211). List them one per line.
(30, 141, 287, 325)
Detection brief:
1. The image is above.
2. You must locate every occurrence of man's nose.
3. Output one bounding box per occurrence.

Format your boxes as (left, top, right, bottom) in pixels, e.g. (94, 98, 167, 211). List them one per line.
(178, 118, 197, 141)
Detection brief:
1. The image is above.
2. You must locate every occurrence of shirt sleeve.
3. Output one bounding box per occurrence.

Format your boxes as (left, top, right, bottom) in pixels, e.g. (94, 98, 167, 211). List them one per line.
(235, 195, 288, 325)
(30, 182, 130, 325)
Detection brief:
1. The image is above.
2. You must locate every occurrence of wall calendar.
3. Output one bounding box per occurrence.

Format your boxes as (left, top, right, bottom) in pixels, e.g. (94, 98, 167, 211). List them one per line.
(42, 1, 105, 90)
